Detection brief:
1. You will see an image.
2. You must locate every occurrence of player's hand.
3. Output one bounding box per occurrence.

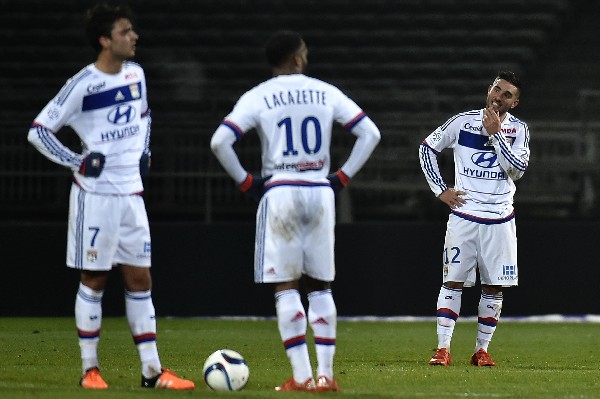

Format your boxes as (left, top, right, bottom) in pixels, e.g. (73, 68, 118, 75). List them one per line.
(139, 152, 151, 176)
(439, 187, 467, 209)
(239, 173, 271, 203)
(79, 152, 105, 178)
(327, 169, 350, 193)
(482, 107, 501, 136)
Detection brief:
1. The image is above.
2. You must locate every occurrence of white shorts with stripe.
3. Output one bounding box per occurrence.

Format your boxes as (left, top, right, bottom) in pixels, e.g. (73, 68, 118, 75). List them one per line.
(442, 212, 518, 287)
(254, 183, 335, 283)
(67, 184, 151, 270)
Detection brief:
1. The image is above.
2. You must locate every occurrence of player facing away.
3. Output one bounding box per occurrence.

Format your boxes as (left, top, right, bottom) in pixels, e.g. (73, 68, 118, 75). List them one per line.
(418, 71, 530, 366)
(211, 30, 380, 392)
(27, 3, 194, 390)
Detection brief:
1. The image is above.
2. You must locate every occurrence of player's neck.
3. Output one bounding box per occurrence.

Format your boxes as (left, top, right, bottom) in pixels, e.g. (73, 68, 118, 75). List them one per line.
(95, 53, 124, 74)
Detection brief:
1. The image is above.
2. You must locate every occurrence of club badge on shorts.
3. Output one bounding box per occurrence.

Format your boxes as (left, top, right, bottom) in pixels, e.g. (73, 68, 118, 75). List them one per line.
(87, 249, 98, 263)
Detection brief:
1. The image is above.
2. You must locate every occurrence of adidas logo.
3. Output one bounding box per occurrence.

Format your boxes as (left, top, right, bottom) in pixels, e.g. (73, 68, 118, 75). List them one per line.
(291, 311, 305, 322)
(115, 90, 125, 101)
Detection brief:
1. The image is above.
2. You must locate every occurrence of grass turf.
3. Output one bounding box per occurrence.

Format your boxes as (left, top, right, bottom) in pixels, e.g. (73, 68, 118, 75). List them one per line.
(0, 317, 599, 398)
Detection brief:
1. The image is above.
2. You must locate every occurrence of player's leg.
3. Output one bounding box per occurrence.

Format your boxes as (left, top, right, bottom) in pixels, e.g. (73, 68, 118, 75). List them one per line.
(67, 185, 116, 388)
(116, 195, 193, 389)
(274, 283, 315, 390)
(471, 220, 517, 366)
(430, 215, 477, 366)
(303, 187, 339, 392)
(305, 278, 339, 392)
(257, 188, 314, 391)
(76, 271, 110, 388)
(471, 286, 502, 366)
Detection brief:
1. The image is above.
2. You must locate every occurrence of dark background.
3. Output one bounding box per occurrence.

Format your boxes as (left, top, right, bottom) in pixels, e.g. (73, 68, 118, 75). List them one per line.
(1, 0, 599, 317)
(2, 220, 596, 317)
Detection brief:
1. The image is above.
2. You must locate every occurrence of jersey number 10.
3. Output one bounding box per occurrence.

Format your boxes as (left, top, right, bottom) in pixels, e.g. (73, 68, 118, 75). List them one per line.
(278, 116, 322, 156)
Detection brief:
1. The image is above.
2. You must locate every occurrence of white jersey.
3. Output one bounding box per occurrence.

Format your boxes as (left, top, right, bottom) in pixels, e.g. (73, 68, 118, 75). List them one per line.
(28, 62, 151, 195)
(420, 109, 530, 220)
(218, 73, 378, 185)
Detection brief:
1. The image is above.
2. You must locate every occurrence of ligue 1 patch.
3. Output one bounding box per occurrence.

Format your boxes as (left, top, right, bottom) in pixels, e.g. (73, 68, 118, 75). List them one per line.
(87, 249, 98, 263)
(130, 84, 140, 99)
(47, 107, 60, 120)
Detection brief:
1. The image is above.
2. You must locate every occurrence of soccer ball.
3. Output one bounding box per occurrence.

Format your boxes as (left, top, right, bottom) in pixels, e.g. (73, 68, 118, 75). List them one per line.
(202, 349, 249, 391)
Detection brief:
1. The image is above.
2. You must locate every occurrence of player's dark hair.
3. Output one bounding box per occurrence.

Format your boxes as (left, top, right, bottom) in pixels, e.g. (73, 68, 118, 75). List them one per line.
(265, 30, 303, 68)
(497, 70, 521, 92)
(85, 3, 134, 53)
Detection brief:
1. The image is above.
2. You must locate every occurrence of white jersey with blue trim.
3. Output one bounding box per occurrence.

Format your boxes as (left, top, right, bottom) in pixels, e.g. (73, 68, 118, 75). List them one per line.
(419, 109, 530, 219)
(221, 74, 367, 184)
(29, 62, 150, 195)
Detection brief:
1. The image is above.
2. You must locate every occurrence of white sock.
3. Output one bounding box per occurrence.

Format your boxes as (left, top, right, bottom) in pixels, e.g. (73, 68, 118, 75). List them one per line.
(275, 289, 313, 383)
(125, 290, 161, 378)
(308, 289, 336, 379)
(75, 283, 103, 374)
(475, 292, 503, 353)
(435, 285, 462, 349)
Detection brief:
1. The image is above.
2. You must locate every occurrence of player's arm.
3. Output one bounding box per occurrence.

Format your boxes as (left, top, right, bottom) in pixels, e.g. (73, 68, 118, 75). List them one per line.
(210, 123, 248, 184)
(139, 108, 152, 175)
(482, 107, 529, 181)
(27, 123, 83, 171)
(211, 122, 269, 202)
(28, 75, 106, 177)
(28, 124, 105, 177)
(339, 115, 381, 177)
(419, 141, 447, 196)
(488, 129, 529, 181)
(419, 142, 467, 209)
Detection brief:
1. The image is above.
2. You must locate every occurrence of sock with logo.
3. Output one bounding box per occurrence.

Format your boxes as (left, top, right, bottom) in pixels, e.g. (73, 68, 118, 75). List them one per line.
(125, 290, 162, 378)
(308, 289, 337, 379)
(475, 291, 503, 352)
(275, 289, 313, 383)
(435, 285, 462, 349)
(75, 282, 103, 374)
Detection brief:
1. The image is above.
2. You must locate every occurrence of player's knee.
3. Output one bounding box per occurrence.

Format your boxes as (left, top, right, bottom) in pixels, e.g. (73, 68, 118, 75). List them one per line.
(443, 281, 464, 290)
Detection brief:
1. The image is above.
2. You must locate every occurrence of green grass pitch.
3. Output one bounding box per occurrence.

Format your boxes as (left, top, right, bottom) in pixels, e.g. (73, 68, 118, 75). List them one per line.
(1, 317, 599, 398)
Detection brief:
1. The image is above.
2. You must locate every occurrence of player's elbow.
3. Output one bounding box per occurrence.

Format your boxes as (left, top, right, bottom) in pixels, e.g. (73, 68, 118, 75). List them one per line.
(507, 167, 525, 181)
(210, 133, 225, 155)
(27, 126, 40, 146)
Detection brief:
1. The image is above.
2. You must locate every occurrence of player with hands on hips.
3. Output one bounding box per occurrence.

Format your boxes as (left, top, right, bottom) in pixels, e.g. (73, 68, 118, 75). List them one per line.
(210, 30, 380, 392)
(27, 3, 193, 390)
(418, 71, 530, 367)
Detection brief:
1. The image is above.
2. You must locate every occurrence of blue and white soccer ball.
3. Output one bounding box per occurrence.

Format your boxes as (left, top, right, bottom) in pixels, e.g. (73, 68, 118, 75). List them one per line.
(202, 349, 249, 391)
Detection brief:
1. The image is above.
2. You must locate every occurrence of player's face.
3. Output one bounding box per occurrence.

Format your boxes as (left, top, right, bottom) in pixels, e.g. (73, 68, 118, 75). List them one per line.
(486, 78, 520, 116)
(108, 18, 138, 60)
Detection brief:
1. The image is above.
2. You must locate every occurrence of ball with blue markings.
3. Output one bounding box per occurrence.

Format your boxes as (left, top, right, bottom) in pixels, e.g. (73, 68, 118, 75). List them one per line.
(202, 349, 249, 391)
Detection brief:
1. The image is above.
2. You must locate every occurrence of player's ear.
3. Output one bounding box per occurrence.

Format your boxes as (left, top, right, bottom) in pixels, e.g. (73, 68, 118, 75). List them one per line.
(511, 99, 519, 109)
(98, 35, 111, 50)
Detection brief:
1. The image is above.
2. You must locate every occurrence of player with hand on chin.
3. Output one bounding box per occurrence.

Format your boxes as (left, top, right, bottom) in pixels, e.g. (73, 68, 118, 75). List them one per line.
(211, 30, 380, 392)
(27, 3, 193, 390)
(418, 71, 530, 367)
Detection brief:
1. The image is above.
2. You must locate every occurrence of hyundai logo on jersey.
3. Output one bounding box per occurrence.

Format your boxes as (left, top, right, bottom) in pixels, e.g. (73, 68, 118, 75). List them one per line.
(471, 151, 499, 168)
(107, 105, 136, 125)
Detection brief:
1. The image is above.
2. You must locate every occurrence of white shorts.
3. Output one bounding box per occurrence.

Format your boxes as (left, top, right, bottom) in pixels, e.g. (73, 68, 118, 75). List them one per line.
(442, 213, 518, 287)
(67, 184, 152, 271)
(254, 184, 335, 283)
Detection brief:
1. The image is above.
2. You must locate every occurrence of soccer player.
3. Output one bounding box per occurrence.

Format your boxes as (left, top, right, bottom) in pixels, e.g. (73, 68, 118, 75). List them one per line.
(419, 71, 530, 367)
(27, 3, 194, 390)
(210, 30, 380, 392)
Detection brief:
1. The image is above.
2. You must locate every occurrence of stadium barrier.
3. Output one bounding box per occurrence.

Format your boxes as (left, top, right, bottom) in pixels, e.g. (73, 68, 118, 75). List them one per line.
(2, 220, 598, 318)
